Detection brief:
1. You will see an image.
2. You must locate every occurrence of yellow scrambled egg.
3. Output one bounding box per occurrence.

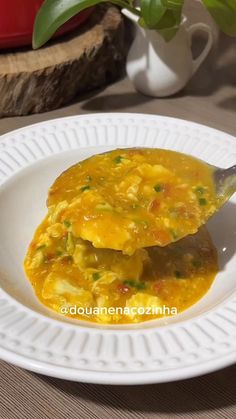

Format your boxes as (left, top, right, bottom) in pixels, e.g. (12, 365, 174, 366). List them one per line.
(47, 148, 220, 255)
(24, 148, 219, 324)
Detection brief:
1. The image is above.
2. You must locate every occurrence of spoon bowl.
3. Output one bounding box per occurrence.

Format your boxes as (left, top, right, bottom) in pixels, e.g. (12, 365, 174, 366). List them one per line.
(214, 164, 236, 201)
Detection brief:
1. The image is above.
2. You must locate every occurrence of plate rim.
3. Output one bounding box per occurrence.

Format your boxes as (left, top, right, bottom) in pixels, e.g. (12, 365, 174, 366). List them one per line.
(1, 112, 235, 143)
(0, 344, 235, 385)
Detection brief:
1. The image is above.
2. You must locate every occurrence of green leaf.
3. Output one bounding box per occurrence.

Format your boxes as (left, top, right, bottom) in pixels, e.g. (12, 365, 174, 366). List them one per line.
(80, 185, 90, 192)
(140, 0, 184, 40)
(202, 0, 236, 36)
(166, 0, 184, 9)
(170, 229, 178, 240)
(36, 244, 47, 251)
(33, 0, 104, 49)
(198, 198, 208, 206)
(155, 9, 181, 40)
(92, 272, 101, 281)
(63, 219, 71, 228)
(140, 0, 167, 28)
(113, 155, 123, 164)
(154, 183, 163, 192)
(123, 279, 146, 290)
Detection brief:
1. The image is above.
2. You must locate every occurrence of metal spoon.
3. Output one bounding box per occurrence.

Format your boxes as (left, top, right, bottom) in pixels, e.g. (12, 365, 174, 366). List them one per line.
(214, 165, 236, 203)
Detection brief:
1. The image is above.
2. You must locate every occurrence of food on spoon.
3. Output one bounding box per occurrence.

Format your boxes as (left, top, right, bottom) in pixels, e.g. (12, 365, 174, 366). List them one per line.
(47, 148, 220, 254)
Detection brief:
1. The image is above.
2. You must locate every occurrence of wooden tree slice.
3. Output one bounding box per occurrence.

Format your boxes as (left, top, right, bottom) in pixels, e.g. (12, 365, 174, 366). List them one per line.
(0, 5, 126, 117)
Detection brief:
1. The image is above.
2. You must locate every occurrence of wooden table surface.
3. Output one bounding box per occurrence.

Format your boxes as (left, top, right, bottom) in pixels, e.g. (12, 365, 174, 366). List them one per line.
(0, 34, 235, 419)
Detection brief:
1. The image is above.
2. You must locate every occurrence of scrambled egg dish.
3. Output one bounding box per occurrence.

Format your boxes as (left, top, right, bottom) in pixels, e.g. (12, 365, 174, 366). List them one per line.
(24, 148, 219, 324)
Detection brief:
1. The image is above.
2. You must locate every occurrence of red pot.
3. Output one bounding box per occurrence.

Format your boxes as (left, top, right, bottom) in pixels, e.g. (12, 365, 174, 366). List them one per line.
(0, 0, 93, 49)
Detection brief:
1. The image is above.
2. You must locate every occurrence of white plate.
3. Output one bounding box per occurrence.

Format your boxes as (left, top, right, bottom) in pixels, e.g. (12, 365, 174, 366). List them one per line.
(0, 113, 235, 385)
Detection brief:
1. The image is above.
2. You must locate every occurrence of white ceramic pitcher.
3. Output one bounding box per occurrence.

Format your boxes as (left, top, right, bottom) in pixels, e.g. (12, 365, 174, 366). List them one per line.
(122, 9, 214, 97)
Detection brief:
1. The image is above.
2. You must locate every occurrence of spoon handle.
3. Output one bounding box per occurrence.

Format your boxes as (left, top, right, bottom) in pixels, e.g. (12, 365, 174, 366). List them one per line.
(214, 165, 236, 198)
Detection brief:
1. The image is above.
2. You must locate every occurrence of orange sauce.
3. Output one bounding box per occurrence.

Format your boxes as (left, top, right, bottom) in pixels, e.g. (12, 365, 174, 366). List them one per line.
(24, 148, 219, 324)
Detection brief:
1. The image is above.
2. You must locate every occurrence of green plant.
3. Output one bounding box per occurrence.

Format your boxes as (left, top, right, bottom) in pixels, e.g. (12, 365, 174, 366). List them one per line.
(33, 0, 236, 49)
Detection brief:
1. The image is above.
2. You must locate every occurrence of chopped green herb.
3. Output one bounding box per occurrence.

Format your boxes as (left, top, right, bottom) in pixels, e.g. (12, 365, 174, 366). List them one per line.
(199, 198, 207, 206)
(192, 260, 202, 268)
(86, 175, 92, 182)
(56, 250, 63, 256)
(66, 232, 75, 254)
(96, 202, 113, 211)
(174, 270, 182, 279)
(123, 280, 146, 290)
(137, 283, 146, 290)
(80, 185, 90, 192)
(92, 272, 101, 281)
(36, 244, 46, 251)
(170, 229, 178, 240)
(195, 186, 206, 195)
(113, 155, 123, 164)
(154, 184, 163, 192)
(63, 220, 71, 228)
